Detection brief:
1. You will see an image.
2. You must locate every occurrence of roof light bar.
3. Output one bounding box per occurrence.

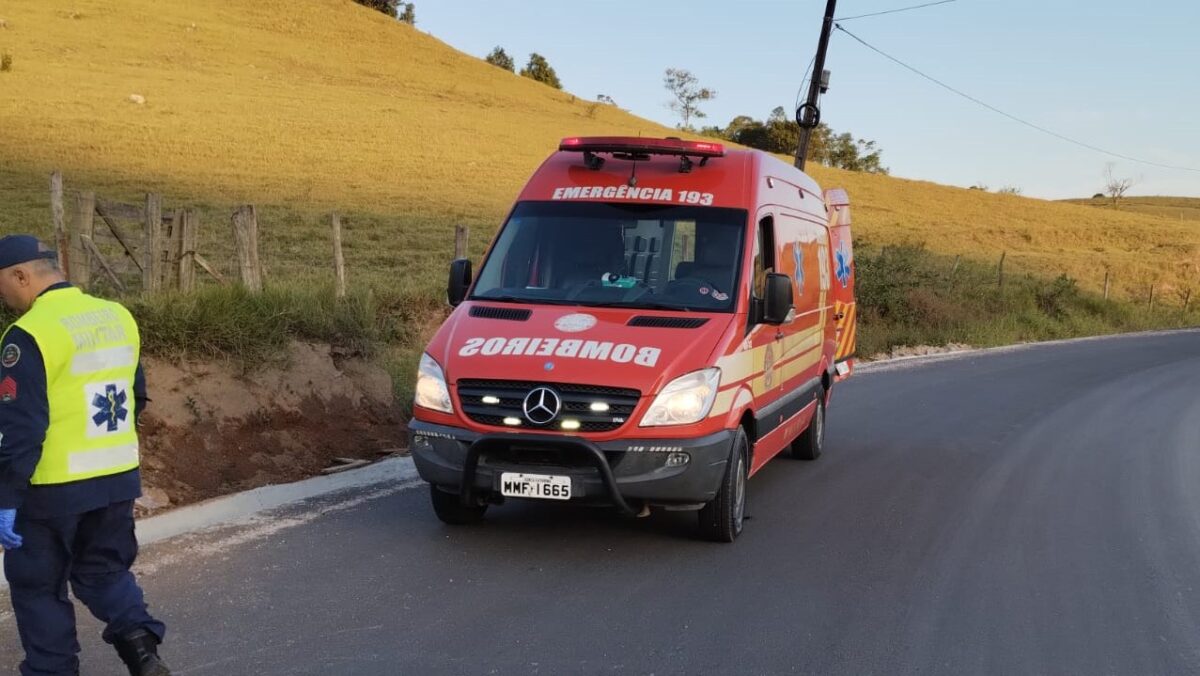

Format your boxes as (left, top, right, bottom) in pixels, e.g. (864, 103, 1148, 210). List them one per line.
(559, 137, 725, 158)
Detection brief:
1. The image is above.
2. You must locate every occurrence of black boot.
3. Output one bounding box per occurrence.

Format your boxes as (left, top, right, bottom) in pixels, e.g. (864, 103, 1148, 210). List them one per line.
(115, 629, 172, 676)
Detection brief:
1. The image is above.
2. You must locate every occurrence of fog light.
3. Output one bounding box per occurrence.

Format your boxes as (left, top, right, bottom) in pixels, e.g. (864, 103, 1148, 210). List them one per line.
(589, 402, 610, 412)
(503, 417, 522, 426)
(561, 419, 581, 431)
(666, 452, 690, 467)
(482, 396, 501, 405)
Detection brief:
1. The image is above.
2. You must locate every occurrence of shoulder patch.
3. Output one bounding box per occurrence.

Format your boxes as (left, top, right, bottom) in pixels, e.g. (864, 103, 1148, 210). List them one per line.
(0, 375, 16, 403)
(1, 344, 19, 369)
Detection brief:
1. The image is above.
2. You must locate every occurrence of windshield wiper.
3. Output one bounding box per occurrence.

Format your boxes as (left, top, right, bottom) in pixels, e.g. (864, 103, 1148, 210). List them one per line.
(587, 301, 693, 312)
(470, 295, 577, 306)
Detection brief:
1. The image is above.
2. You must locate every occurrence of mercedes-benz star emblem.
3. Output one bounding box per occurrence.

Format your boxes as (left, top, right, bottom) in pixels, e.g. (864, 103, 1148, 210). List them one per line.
(522, 387, 562, 425)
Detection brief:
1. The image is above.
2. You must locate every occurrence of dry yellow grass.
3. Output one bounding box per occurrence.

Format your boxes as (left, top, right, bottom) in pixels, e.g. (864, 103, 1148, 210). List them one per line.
(1061, 197, 1200, 224)
(0, 0, 1197, 303)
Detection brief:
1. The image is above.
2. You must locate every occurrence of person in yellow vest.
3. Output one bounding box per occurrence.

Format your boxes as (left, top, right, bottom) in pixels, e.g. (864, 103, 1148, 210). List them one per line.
(0, 236, 169, 676)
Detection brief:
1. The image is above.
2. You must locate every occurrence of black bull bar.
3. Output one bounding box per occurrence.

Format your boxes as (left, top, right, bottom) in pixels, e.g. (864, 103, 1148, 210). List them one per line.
(459, 434, 638, 516)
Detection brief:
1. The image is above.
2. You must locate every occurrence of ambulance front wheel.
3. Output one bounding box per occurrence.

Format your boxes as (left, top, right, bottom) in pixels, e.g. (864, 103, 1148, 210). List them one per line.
(791, 394, 826, 461)
(698, 428, 749, 543)
(430, 484, 488, 525)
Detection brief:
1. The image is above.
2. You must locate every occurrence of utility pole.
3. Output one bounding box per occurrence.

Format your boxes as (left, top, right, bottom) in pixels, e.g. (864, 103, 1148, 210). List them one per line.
(794, 0, 838, 170)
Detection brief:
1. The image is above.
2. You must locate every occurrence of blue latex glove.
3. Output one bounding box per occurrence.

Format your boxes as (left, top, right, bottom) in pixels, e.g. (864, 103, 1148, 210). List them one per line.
(0, 509, 22, 550)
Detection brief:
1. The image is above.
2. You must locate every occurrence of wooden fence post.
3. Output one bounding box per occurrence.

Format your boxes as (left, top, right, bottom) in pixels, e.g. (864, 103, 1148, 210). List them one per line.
(1184, 289, 1192, 314)
(178, 209, 198, 292)
(72, 191, 95, 289)
(454, 224, 470, 260)
(50, 171, 71, 276)
(231, 205, 263, 292)
(1103, 270, 1111, 300)
(997, 251, 1006, 289)
(143, 193, 163, 294)
(165, 209, 184, 290)
(331, 213, 347, 298)
(1149, 284, 1156, 310)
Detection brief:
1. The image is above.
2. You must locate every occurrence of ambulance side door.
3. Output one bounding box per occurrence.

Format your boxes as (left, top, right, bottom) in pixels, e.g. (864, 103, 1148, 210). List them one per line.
(775, 211, 829, 397)
(746, 211, 785, 473)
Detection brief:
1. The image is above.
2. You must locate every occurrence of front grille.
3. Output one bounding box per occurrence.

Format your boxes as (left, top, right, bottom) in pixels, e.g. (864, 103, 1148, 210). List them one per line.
(457, 379, 641, 433)
(627, 315, 709, 329)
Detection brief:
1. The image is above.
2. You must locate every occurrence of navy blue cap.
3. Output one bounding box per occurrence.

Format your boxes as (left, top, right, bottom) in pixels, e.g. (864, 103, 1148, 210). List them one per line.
(0, 235, 57, 270)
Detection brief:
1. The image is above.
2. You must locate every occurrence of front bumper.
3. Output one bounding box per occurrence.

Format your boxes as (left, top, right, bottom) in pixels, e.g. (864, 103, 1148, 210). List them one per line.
(408, 420, 735, 514)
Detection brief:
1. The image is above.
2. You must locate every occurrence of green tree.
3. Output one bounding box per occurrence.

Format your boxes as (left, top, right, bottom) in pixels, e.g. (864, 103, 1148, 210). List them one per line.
(353, 0, 399, 17)
(663, 68, 716, 130)
(520, 53, 562, 89)
(398, 3, 416, 24)
(766, 106, 800, 155)
(486, 47, 515, 72)
(718, 108, 887, 174)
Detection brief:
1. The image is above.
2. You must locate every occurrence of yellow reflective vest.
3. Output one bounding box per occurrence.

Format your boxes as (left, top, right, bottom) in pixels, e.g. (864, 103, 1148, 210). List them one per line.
(2, 287, 141, 485)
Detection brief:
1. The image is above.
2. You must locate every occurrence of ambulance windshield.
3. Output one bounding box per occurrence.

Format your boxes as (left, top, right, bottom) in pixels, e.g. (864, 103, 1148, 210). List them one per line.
(472, 201, 748, 313)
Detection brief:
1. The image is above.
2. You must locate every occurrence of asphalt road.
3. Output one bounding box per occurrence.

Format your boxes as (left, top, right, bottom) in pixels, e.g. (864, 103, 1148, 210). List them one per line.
(4, 330, 1200, 675)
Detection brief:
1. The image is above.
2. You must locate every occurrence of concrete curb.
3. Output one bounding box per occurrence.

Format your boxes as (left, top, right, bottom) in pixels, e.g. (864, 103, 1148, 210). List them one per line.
(0, 456, 421, 588)
(136, 455, 420, 546)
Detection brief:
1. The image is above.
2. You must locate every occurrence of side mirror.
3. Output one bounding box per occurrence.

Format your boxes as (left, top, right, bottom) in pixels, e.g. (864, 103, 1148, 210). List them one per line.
(448, 258, 473, 307)
(762, 273, 794, 325)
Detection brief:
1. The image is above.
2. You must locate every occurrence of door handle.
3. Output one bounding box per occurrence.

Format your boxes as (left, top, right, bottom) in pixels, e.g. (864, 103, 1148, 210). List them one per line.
(774, 331, 785, 341)
(834, 312, 845, 320)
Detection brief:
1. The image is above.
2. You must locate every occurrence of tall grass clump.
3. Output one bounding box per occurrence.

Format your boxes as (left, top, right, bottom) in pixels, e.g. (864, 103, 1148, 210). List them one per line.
(855, 242, 1197, 357)
(126, 284, 388, 367)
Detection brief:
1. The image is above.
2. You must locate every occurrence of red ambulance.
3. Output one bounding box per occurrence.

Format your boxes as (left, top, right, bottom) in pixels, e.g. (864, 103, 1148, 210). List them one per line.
(410, 137, 856, 542)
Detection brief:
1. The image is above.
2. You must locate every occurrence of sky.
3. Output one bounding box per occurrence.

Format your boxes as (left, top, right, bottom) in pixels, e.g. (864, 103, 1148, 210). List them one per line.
(417, 0, 1200, 200)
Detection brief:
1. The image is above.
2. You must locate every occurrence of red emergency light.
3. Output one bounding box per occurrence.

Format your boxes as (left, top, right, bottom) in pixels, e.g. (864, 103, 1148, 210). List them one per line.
(559, 137, 726, 158)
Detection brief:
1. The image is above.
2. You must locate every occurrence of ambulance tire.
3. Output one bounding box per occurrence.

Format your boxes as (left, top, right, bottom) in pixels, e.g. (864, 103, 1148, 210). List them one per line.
(698, 428, 749, 543)
(791, 394, 825, 461)
(430, 484, 488, 525)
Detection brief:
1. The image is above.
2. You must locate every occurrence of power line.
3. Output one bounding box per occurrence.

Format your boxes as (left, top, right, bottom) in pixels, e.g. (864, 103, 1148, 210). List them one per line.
(834, 24, 1200, 173)
(795, 54, 817, 111)
(835, 0, 957, 22)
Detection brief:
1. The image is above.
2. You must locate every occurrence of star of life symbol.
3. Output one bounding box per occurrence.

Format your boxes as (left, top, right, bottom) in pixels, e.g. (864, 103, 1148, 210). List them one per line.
(793, 243, 805, 295)
(835, 243, 852, 289)
(92, 384, 129, 432)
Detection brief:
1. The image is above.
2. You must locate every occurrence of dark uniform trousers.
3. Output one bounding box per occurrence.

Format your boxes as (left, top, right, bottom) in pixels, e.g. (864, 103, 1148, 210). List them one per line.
(4, 500, 164, 676)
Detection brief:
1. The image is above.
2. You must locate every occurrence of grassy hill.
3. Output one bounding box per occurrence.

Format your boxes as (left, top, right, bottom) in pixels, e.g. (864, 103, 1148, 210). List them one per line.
(0, 0, 1196, 384)
(1061, 196, 1200, 224)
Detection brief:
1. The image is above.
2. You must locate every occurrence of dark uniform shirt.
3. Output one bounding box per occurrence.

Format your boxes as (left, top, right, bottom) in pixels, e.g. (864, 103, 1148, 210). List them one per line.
(0, 283, 143, 518)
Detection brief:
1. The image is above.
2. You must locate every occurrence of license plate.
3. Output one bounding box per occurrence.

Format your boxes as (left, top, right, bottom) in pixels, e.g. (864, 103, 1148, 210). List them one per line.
(500, 473, 572, 500)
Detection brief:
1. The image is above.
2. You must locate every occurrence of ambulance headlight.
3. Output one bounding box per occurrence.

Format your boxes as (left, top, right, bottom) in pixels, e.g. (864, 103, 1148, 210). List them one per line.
(415, 354, 453, 414)
(640, 368, 721, 427)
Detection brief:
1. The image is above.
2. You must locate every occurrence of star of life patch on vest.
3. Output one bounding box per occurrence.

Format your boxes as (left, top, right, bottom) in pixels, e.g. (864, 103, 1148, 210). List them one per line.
(85, 382, 132, 438)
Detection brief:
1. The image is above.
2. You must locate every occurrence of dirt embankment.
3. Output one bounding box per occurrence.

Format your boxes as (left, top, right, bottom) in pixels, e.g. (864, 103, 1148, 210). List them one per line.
(135, 342, 407, 513)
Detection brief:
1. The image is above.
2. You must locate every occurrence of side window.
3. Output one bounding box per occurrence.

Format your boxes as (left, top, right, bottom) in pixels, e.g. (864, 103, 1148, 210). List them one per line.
(752, 216, 775, 300)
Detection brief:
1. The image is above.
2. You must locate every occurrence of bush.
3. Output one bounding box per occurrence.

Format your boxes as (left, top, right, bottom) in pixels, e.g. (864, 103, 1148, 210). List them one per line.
(1, 53, 11, 72)
(519, 53, 562, 89)
(1035, 274, 1079, 320)
(485, 47, 514, 73)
